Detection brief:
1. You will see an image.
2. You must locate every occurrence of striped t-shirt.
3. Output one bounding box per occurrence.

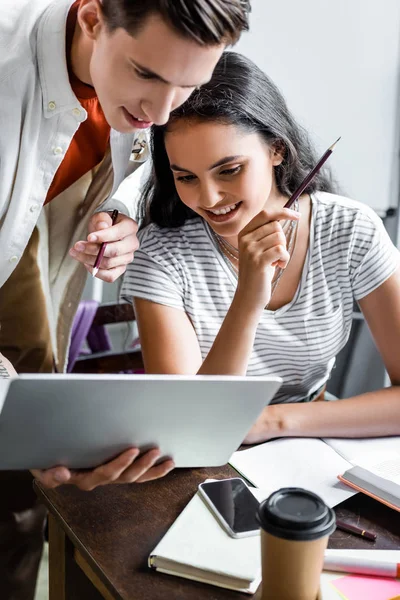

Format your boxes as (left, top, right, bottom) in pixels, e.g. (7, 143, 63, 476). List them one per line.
(121, 192, 400, 404)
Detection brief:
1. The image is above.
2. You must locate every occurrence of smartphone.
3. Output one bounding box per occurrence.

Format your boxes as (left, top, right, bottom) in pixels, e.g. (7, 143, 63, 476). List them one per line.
(198, 478, 260, 538)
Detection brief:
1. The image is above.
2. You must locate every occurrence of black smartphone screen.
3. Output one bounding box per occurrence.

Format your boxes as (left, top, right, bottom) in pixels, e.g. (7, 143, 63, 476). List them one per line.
(201, 479, 260, 533)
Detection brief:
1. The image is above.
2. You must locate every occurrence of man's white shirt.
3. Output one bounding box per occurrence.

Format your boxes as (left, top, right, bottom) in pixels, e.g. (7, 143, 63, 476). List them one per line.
(0, 0, 146, 289)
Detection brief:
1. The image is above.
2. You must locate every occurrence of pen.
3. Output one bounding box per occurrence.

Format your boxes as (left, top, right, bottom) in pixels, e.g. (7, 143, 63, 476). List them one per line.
(335, 518, 377, 542)
(323, 555, 400, 578)
(284, 137, 341, 210)
(92, 209, 119, 278)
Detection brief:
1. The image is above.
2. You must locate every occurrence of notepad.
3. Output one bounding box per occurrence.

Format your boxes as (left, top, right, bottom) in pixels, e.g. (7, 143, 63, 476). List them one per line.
(148, 484, 271, 594)
(330, 574, 400, 600)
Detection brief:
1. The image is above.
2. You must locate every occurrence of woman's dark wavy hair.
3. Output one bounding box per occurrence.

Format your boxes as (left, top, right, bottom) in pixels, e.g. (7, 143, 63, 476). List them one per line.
(140, 51, 336, 228)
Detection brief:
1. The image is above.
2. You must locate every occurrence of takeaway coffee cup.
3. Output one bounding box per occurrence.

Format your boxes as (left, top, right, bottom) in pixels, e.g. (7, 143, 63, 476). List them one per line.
(257, 487, 336, 600)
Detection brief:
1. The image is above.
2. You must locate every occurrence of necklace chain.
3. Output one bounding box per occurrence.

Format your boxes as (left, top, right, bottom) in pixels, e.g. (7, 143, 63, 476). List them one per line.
(213, 198, 299, 308)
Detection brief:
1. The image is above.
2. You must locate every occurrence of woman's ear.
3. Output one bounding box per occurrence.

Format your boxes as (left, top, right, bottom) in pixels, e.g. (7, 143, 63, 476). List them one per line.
(271, 141, 285, 166)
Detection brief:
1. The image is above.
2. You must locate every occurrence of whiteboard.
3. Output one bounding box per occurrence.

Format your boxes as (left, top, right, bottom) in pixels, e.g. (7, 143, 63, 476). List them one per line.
(234, 0, 400, 212)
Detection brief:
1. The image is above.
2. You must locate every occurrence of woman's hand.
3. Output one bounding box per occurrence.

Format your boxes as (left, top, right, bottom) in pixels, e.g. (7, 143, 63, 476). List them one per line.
(243, 404, 288, 444)
(236, 207, 300, 311)
(31, 447, 175, 491)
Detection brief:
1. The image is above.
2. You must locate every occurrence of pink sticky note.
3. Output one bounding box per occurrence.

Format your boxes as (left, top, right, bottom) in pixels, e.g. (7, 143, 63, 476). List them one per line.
(331, 575, 400, 600)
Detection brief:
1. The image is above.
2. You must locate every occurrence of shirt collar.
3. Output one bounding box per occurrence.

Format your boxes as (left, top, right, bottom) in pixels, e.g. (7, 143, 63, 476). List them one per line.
(36, 0, 81, 118)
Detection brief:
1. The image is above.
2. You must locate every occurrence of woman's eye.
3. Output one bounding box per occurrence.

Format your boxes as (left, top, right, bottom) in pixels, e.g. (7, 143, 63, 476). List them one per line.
(176, 174, 197, 183)
(220, 165, 241, 176)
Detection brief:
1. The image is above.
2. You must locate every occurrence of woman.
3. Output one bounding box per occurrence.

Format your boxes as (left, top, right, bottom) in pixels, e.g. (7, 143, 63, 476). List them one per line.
(122, 52, 400, 443)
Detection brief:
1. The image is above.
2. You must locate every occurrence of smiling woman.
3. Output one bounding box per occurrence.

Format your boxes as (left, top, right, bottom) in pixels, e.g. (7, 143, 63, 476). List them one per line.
(121, 51, 400, 444)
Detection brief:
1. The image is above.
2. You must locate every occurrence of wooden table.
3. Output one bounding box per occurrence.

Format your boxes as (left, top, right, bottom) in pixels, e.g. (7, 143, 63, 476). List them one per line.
(34, 464, 400, 600)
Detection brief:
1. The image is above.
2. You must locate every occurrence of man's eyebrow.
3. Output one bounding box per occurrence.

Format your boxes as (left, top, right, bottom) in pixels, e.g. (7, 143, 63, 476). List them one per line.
(170, 156, 244, 173)
(130, 60, 208, 89)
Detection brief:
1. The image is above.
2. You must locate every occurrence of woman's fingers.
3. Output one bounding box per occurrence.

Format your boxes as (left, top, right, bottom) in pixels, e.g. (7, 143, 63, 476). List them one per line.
(240, 207, 300, 238)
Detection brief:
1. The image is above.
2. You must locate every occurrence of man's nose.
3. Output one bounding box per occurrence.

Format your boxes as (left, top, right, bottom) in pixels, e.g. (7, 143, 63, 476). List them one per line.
(143, 88, 177, 126)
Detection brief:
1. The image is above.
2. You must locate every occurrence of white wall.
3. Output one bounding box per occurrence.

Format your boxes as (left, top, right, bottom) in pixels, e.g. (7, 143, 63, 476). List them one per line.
(234, 0, 400, 212)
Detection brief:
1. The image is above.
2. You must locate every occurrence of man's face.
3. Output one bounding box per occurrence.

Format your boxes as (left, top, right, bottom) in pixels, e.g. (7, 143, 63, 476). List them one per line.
(78, 3, 225, 133)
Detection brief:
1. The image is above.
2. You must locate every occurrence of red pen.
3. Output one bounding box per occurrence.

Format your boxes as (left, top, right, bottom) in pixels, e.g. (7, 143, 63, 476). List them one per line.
(335, 518, 376, 542)
(92, 209, 119, 278)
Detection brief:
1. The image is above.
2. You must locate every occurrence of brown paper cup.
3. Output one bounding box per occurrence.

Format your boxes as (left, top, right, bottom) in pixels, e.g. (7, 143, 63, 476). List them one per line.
(257, 488, 336, 600)
(260, 530, 329, 600)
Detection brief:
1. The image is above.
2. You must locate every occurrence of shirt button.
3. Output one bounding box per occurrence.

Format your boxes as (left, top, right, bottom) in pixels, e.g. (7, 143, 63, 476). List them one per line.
(48, 101, 56, 111)
(53, 146, 63, 155)
(30, 204, 38, 212)
(72, 108, 81, 116)
(9, 256, 18, 263)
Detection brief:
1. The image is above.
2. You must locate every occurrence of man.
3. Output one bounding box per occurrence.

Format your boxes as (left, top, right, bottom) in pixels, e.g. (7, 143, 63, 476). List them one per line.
(0, 1, 250, 597)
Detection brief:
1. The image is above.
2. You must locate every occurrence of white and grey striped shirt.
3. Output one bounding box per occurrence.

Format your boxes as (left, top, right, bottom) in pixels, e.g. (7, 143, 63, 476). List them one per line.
(121, 192, 400, 404)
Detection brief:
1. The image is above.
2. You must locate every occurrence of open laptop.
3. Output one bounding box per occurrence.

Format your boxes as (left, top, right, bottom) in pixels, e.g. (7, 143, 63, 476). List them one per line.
(0, 374, 282, 470)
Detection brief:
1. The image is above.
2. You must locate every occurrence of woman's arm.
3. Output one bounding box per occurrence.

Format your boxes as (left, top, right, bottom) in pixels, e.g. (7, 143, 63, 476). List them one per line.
(135, 207, 299, 375)
(134, 291, 263, 375)
(0, 353, 16, 378)
(245, 267, 400, 443)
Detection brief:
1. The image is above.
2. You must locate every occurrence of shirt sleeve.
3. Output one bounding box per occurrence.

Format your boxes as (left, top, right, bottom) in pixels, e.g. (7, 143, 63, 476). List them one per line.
(350, 207, 400, 300)
(120, 226, 186, 311)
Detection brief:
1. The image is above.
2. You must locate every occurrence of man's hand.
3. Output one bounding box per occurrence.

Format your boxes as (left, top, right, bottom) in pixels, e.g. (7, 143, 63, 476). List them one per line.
(69, 212, 139, 283)
(31, 448, 175, 491)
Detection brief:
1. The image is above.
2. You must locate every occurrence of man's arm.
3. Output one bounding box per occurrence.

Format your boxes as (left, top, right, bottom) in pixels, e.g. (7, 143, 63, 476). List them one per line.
(0, 353, 16, 378)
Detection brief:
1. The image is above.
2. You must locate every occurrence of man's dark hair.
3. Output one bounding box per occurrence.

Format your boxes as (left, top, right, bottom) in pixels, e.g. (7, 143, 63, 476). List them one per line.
(101, 0, 250, 46)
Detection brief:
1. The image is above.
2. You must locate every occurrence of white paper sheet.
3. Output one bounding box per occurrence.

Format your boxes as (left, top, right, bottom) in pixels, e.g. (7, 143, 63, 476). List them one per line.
(323, 437, 400, 484)
(230, 438, 356, 508)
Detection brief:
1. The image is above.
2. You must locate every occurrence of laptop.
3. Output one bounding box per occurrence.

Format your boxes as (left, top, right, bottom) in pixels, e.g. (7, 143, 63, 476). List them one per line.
(0, 373, 282, 470)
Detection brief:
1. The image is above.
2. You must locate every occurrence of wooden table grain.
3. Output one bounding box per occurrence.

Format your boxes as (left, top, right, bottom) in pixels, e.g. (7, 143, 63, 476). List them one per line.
(34, 464, 400, 600)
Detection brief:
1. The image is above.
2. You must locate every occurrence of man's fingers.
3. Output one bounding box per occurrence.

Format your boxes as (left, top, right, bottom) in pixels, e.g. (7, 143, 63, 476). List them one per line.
(31, 467, 71, 489)
(87, 212, 113, 235)
(70, 448, 140, 491)
(85, 264, 127, 283)
(70, 448, 163, 490)
(71, 235, 138, 259)
(88, 215, 138, 244)
(134, 459, 175, 483)
(31, 449, 173, 491)
(72, 247, 134, 269)
(115, 449, 163, 483)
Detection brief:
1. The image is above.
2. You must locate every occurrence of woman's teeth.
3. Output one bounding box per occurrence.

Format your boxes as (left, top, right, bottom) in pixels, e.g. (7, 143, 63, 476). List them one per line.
(208, 202, 239, 215)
